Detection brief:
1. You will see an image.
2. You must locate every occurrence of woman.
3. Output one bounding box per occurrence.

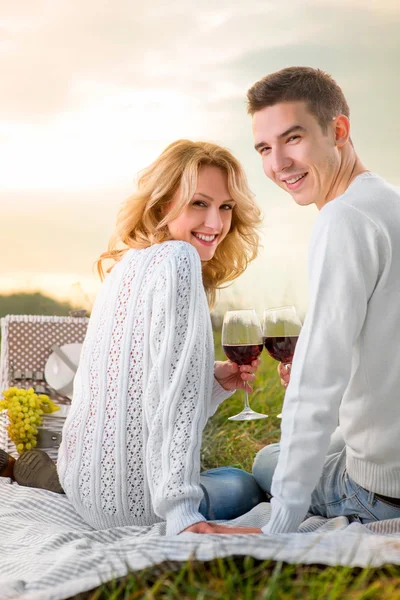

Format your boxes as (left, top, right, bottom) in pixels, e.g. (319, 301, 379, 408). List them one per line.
(3, 140, 265, 535)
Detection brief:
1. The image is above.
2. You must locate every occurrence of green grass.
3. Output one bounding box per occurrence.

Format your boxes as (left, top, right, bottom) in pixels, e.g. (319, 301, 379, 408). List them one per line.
(70, 336, 400, 600)
(201, 336, 284, 472)
(73, 561, 400, 600)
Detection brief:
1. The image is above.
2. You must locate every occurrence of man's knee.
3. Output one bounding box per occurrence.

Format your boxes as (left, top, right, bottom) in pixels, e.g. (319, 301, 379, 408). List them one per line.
(252, 442, 280, 493)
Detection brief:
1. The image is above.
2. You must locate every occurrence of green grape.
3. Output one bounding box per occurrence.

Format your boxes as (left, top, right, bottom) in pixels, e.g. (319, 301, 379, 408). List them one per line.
(0, 386, 60, 454)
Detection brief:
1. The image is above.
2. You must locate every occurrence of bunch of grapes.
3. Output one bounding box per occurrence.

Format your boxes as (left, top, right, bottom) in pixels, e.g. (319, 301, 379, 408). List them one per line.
(0, 387, 60, 454)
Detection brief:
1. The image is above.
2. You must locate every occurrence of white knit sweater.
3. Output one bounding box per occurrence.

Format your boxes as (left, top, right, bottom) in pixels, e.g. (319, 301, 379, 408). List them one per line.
(57, 241, 230, 535)
(263, 173, 400, 534)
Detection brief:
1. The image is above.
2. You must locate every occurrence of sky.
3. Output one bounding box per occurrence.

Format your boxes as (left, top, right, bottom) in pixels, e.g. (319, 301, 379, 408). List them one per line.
(1, 0, 399, 317)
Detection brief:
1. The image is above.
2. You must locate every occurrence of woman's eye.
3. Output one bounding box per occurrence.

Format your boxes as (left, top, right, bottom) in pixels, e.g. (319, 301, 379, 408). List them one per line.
(221, 204, 234, 211)
(193, 200, 207, 207)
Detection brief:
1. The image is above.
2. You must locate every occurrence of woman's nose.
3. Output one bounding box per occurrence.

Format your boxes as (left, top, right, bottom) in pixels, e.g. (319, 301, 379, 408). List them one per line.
(204, 207, 223, 230)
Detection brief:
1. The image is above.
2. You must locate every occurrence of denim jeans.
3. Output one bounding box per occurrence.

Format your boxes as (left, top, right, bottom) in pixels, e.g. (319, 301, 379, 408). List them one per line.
(198, 467, 266, 521)
(252, 431, 400, 524)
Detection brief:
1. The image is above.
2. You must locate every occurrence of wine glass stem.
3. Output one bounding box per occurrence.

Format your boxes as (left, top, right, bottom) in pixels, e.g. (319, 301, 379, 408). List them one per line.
(243, 390, 251, 411)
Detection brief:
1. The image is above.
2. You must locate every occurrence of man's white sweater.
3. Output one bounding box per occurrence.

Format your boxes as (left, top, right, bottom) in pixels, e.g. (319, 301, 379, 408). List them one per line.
(263, 173, 400, 534)
(57, 241, 230, 536)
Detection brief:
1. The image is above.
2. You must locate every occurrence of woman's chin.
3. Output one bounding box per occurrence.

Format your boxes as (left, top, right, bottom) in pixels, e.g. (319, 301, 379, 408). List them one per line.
(197, 248, 216, 262)
(186, 239, 216, 261)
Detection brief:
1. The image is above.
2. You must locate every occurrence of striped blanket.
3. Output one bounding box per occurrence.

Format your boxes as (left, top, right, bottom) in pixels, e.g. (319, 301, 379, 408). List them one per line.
(2, 478, 400, 600)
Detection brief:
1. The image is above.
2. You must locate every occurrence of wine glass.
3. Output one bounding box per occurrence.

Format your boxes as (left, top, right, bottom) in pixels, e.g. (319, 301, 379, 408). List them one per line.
(262, 305, 302, 418)
(222, 309, 268, 421)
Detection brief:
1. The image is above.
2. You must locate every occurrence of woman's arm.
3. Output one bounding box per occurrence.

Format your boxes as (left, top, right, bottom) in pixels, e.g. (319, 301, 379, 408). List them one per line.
(144, 243, 214, 535)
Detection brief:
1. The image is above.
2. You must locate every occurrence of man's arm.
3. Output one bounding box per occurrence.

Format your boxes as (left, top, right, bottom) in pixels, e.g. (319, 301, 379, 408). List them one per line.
(263, 202, 382, 534)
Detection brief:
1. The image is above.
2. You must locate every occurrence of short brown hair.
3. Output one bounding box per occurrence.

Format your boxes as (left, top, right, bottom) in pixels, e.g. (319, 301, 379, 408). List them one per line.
(247, 66, 350, 131)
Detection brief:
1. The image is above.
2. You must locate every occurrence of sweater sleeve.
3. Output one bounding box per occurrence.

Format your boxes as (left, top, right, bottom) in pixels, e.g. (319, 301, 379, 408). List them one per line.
(144, 243, 213, 535)
(208, 375, 234, 418)
(262, 202, 383, 534)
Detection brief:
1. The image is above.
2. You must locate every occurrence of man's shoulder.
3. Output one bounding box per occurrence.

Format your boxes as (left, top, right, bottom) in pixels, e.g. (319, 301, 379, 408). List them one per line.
(312, 174, 400, 254)
(341, 172, 399, 206)
(320, 173, 397, 223)
(317, 195, 358, 223)
(313, 193, 376, 243)
(340, 173, 400, 226)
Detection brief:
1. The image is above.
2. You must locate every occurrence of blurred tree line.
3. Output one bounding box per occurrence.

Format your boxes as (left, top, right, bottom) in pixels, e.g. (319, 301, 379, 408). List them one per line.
(0, 292, 226, 331)
(0, 292, 74, 319)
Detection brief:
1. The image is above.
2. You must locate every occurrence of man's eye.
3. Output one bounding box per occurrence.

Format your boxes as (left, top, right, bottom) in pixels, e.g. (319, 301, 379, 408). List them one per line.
(288, 135, 300, 142)
(260, 147, 271, 155)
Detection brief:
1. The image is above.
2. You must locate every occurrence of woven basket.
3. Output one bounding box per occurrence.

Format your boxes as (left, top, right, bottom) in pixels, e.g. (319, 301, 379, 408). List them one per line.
(0, 314, 88, 459)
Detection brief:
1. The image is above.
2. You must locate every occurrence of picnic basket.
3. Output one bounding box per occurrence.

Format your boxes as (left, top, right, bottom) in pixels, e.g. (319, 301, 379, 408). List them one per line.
(0, 314, 88, 459)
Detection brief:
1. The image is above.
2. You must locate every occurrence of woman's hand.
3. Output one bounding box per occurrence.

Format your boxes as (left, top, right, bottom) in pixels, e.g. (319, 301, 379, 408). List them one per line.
(214, 359, 261, 392)
(278, 362, 291, 388)
(182, 522, 262, 534)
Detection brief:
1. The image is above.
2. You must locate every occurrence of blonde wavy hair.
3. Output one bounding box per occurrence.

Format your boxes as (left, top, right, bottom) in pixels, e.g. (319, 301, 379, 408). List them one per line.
(97, 139, 262, 307)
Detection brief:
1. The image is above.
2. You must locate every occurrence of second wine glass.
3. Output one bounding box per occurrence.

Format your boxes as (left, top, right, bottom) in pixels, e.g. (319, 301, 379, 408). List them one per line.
(262, 305, 302, 418)
(222, 309, 268, 421)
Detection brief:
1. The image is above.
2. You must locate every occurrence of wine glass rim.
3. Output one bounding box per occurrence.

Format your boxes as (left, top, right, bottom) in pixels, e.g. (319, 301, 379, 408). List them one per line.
(263, 305, 297, 312)
(262, 305, 302, 329)
(224, 308, 258, 314)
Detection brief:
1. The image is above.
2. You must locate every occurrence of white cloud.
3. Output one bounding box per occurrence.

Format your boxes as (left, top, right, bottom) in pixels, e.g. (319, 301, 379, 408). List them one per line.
(0, 84, 215, 190)
(2, 0, 398, 121)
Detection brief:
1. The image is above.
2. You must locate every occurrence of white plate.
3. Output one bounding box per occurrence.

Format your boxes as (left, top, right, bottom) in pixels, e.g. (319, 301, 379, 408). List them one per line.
(44, 343, 82, 400)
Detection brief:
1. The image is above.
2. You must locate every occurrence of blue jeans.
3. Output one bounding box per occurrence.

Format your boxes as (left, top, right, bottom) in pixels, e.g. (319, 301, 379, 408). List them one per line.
(252, 431, 400, 524)
(198, 467, 266, 520)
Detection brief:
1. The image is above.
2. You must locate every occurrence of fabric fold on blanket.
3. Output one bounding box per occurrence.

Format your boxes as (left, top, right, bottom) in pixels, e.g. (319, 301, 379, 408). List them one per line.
(2, 479, 400, 600)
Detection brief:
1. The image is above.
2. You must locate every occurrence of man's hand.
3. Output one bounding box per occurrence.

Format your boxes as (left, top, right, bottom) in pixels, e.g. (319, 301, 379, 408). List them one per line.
(181, 522, 262, 534)
(278, 363, 291, 388)
(214, 359, 261, 392)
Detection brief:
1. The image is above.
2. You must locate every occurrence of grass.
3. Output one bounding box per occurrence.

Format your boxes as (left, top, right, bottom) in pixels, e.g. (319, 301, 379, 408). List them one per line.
(73, 561, 400, 600)
(70, 335, 400, 599)
(201, 333, 283, 472)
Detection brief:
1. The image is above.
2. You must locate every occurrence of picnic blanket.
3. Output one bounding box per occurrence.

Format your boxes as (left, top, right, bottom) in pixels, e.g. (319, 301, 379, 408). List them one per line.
(2, 478, 400, 600)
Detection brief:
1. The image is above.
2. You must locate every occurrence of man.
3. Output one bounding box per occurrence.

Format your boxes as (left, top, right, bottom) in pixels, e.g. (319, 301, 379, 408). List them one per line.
(248, 66, 400, 534)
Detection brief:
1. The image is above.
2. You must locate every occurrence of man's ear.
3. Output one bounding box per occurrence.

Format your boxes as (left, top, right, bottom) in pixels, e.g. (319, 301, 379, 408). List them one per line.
(333, 115, 350, 147)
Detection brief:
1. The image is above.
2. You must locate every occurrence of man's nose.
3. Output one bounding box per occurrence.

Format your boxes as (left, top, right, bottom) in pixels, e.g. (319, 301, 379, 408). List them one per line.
(270, 148, 292, 174)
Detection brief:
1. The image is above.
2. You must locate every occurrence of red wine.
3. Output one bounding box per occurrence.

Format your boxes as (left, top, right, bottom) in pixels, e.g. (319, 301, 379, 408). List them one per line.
(223, 344, 263, 365)
(263, 336, 299, 363)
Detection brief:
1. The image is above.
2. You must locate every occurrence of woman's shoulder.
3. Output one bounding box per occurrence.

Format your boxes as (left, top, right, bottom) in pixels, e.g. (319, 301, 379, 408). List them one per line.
(120, 241, 198, 265)
(152, 240, 200, 266)
(150, 242, 202, 295)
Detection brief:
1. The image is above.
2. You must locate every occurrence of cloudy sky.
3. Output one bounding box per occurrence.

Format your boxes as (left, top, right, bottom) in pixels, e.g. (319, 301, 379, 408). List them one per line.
(1, 0, 399, 315)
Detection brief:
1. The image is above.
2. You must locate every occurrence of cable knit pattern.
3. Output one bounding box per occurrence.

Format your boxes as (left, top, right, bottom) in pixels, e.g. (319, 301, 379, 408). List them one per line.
(57, 241, 231, 535)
